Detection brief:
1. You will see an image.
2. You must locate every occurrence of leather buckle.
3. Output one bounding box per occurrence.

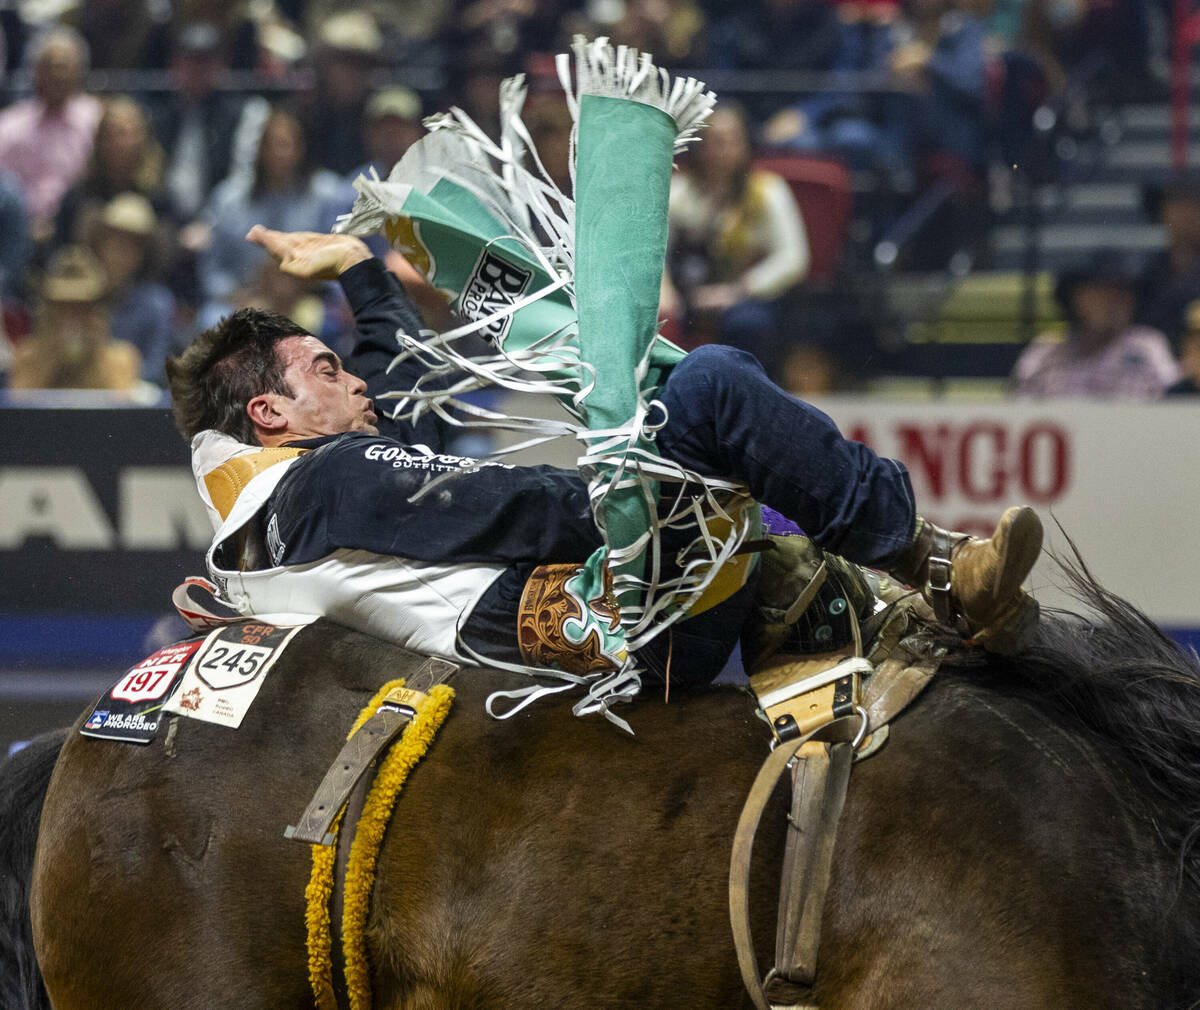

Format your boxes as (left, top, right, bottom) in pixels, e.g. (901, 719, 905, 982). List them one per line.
(925, 527, 960, 626)
(927, 554, 952, 595)
(759, 657, 872, 747)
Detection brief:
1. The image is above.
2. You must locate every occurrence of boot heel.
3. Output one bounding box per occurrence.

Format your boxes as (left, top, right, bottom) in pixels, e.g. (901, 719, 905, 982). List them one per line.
(968, 592, 1039, 654)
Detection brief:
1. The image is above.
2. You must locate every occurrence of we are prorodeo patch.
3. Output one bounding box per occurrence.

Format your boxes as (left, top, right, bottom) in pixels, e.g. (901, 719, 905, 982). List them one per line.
(81, 639, 205, 744)
(164, 620, 307, 729)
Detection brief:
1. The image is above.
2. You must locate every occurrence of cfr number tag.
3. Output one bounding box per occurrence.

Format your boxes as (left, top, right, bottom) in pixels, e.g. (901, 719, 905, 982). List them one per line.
(195, 643, 275, 690)
(164, 620, 308, 730)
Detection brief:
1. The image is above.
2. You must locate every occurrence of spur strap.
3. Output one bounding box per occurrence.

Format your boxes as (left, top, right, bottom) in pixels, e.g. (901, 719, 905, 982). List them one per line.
(925, 526, 964, 628)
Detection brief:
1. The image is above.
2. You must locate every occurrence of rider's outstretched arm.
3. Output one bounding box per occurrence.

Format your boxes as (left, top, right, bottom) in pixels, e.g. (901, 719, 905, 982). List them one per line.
(246, 225, 453, 450)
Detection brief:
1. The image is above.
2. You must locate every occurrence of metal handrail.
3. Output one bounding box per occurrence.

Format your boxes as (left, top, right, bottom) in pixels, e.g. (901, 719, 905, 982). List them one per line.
(0, 65, 903, 100)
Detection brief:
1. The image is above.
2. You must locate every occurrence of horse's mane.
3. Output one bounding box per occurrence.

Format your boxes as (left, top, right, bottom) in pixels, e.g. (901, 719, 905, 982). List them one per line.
(943, 544, 1200, 907)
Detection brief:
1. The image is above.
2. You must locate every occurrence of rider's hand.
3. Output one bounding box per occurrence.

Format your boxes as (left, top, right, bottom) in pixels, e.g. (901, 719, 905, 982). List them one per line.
(245, 226, 372, 281)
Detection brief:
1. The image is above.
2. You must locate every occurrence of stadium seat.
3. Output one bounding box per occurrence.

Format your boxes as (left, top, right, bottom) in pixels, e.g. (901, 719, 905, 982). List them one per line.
(755, 153, 853, 286)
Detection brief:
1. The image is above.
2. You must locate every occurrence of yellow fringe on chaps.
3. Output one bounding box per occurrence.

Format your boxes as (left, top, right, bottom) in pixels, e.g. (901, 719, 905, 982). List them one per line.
(305, 680, 456, 1010)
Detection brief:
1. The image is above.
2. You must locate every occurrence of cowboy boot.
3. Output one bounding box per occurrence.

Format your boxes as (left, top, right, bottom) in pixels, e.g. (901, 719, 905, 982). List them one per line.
(886, 506, 1043, 653)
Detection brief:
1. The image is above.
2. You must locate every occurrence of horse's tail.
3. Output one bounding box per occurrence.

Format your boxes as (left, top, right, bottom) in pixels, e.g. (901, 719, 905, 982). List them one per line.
(0, 729, 66, 1010)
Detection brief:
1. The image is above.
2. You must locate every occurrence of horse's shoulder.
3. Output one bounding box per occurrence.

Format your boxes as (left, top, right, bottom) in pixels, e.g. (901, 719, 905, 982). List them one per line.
(894, 671, 1111, 777)
(860, 670, 1157, 860)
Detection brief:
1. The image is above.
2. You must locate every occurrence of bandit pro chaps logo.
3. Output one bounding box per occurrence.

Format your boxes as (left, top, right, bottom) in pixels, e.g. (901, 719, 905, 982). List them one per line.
(459, 249, 533, 345)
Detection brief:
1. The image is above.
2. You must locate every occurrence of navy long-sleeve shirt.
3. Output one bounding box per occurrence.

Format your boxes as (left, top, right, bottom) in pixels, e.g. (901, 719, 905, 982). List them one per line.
(261, 258, 602, 574)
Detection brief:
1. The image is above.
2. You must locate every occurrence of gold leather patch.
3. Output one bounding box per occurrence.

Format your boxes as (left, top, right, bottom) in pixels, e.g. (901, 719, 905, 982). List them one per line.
(750, 650, 863, 740)
(383, 215, 433, 277)
(517, 563, 622, 677)
(381, 685, 427, 710)
(685, 516, 757, 618)
(203, 447, 308, 521)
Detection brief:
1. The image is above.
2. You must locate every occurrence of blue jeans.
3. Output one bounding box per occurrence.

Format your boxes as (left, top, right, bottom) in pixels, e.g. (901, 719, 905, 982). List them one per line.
(637, 345, 916, 686)
(656, 345, 915, 567)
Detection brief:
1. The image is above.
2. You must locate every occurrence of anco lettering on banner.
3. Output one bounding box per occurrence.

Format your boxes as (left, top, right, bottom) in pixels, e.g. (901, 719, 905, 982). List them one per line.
(849, 418, 1070, 506)
(845, 416, 1071, 540)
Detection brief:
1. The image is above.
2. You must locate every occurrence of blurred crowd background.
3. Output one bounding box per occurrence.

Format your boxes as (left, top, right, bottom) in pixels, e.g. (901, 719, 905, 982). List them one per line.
(0, 0, 1198, 403)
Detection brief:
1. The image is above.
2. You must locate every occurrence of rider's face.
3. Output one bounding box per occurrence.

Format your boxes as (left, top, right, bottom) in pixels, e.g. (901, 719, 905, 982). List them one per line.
(271, 335, 379, 438)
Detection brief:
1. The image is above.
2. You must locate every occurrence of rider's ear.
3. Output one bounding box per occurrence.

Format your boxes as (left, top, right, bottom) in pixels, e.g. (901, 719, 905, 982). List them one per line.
(246, 393, 288, 438)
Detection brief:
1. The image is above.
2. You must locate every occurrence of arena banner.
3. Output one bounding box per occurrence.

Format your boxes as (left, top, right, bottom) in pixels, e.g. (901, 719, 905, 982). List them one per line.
(4, 399, 1200, 668)
(0, 406, 208, 665)
(809, 397, 1200, 642)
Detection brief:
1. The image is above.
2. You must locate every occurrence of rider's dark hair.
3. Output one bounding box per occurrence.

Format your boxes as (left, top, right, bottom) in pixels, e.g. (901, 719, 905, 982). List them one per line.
(166, 308, 313, 444)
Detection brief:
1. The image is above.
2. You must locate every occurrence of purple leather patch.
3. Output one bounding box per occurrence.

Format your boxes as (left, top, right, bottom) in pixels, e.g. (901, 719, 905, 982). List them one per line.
(761, 505, 804, 537)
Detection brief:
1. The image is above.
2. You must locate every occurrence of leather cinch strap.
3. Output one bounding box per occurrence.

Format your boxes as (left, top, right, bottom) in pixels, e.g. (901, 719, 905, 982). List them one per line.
(729, 716, 859, 1010)
(285, 656, 458, 845)
(731, 585, 944, 1010)
(775, 740, 854, 983)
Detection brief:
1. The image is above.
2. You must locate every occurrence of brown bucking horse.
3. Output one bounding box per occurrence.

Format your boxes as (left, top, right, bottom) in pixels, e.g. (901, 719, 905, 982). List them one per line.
(2, 561, 1199, 1009)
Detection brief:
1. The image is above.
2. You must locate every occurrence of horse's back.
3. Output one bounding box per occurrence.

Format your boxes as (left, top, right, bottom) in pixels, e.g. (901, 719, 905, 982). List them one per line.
(370, 673, 1177, 1010)
(366, 677, 777, 1009)
(30, 621, 1185, 1009)
(819, 676, 1173, 1008)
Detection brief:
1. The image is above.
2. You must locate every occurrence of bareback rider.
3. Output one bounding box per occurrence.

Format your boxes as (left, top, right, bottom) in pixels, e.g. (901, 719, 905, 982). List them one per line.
(167, 226, 1043, 691)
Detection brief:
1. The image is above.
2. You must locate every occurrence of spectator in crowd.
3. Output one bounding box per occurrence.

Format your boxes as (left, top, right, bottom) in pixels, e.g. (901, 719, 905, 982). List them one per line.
(0, 171, 31, 302)
(663, 102, 810, 380)
(305, 0, 451, 63)
(225, 258, 330, 337)
(149, 23, 269, 225)
(441, 42, 517, 142)
(1166, 300, 1200, 396)
(52, 96, 169, 251)
(8, 245, 140, 391)
(299, 12, 383, 176)
(890, 0, 987, 162)
(605, 0, 708, 68)
(87, 193, 177, 385)
(1012, 249, 1180, 398)
(1018, 0, 1154, 102)
(888, 0, 989, 265)
(196, 105, 345, 326)
(76, 0, 172, 70)
(0, 27, 101, 242)
(169, 0, 265, 70)
(1138, 174, 1200, 352)
(832, 0, 904, 87)
(354, 87, 425, 183)
(704, 0, 841, 122)
(443, 0, 564, 69)
(762, 0, 908, 177)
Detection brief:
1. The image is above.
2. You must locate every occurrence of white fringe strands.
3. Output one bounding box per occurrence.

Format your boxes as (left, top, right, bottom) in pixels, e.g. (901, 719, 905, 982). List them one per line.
(336, 38, 715, 451)
(335, 41, 751, 730)
(557, 35, 717, 155)
(336, 75, 586, 456)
